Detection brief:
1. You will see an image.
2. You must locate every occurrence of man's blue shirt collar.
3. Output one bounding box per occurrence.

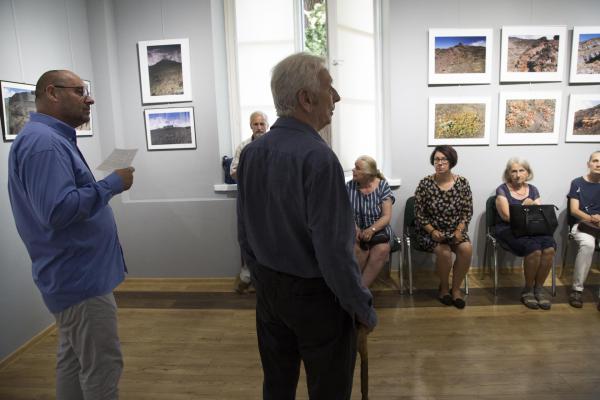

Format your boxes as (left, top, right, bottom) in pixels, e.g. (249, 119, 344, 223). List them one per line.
(30, 112, 77, 143)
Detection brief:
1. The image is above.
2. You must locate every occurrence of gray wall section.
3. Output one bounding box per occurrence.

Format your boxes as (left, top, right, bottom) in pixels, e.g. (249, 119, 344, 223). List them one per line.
(387, 0, 600, 269)
(0, 0, 103, 360)
(2, 0, 600, 359)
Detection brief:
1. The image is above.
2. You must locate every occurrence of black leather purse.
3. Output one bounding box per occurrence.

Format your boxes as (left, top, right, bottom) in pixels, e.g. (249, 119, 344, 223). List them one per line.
(509, 204, 558, 237)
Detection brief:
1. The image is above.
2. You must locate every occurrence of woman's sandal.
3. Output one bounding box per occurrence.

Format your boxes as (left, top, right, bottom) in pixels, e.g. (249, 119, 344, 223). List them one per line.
(521, 290, 539, 310)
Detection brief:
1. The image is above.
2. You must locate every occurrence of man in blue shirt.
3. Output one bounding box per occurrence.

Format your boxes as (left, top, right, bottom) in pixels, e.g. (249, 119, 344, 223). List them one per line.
(8, 70, 134, 400)
(237, 53, 377, 399)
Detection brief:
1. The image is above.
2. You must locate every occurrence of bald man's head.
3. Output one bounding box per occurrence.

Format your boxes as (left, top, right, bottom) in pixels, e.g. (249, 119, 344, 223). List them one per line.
(34, 70, 94, 128)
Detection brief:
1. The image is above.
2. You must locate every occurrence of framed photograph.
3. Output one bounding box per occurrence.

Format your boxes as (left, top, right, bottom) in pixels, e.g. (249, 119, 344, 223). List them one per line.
(1, 81, 36, 142)
(569, 26, 600, 83)
(428, 28, 493, 85)
(428, 97, 491, 146)
(144, 107, 196, 150)
(498, 92, 561, 145)
(137, 38, 192, 104)
(76, 80, 93, 137)
(566, 94, 600, 142)
(500, 26, 567, 82)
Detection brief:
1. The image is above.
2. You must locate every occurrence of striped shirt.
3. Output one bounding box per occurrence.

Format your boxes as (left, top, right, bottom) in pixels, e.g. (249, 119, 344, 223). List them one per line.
(346, 179, 395, 238)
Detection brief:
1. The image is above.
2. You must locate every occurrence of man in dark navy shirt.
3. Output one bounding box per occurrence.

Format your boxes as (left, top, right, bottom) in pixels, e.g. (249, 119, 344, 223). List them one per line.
(8, 70, 134, 400)
(237, 53, 377, 399)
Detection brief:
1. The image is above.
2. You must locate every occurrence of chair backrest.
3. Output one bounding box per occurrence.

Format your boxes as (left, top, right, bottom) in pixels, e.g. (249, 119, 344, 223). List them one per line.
(403, 196, 417, 235)
(485, 195, 498, 233)
(566, 197, 577, 230)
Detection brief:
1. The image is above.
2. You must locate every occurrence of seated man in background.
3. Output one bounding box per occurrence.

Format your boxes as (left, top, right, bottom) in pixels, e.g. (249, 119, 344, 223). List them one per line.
(567, 151, 600, 309)
(232, 111, 269, 293)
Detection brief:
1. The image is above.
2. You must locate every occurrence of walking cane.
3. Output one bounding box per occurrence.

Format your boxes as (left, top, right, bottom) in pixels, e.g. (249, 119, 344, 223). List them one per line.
(357, 325, 368, 400)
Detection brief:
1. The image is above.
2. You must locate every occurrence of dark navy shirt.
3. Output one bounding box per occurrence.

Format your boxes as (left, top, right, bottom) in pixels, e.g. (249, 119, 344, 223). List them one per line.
(568, 176, 600, 215)
(8, 113, 126, 313)
(495, 183, 540, 232)
(237, 116, 377, 329)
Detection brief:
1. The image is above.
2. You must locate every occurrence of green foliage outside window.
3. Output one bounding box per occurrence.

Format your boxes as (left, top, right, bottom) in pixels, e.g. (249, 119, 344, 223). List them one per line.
(304, 2, 327, 57)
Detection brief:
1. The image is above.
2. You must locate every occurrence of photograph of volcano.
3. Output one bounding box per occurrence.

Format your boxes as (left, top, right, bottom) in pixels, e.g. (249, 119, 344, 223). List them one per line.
(570, 27, 600, 83)
(428, 97, 490, 146)
(1, 81, 35, 142)
(566, 95, 600, 142)
(429, 29, 492, 84)
(138, 38, 192, 104)
(147, 44, 183, 96)
(435, 36, 486, 73)
(501, 26, 566, 82)
(498, 92, 561, 145)
(144, 107, 196, 150)
(76, 80, 93, 137)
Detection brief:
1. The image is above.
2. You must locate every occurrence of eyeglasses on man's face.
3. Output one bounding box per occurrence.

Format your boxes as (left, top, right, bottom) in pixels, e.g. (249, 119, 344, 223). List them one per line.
(433, 158, 449, 164)
(53, 85, 90, 98)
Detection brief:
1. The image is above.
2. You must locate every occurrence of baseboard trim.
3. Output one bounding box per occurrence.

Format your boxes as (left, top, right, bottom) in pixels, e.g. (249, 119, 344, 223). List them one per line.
(0, 323, 56, 371)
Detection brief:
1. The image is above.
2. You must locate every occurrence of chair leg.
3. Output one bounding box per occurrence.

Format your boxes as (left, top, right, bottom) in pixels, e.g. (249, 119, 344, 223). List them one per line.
(492, 241, 498, 297)
(405, 237, 413, 295)
(398, 247, 404, 295)
(464, 274, 469, 295)
(551, 256, 556, 297)
(560, 239, 570, 278)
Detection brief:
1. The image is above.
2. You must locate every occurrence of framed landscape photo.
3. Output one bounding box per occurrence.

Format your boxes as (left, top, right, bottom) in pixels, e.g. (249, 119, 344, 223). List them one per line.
(500, 26, 567, 82)
(137, 38, 192, 104)
(566, 94, 600, 142)
(569, 26, 600, 83)
(1, 81, 36, 142)
(428, 28, 493, 85)
(498, 92, 561, 145)
(144, 107, 196, 150)
(428, 97, 491, 146)
(76, 80, 93, 137)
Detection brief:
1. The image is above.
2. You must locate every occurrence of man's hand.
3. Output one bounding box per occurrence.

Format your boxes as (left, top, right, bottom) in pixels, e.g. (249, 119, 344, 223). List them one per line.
(114, 167, 135, 191)
(591, 214, 600, 225)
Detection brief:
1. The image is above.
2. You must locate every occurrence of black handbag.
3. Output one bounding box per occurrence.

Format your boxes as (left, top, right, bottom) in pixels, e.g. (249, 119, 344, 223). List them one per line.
(578, 221, 600, 239)
(509, 204, 558, 237)
(222, 156, 236, 184)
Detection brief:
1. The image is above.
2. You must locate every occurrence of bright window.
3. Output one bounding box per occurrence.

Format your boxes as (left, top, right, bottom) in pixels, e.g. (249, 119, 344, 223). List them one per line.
(225, 0, 382, 171)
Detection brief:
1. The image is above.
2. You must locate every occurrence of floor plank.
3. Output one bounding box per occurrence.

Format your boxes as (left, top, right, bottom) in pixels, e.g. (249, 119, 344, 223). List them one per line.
(1, 272, 600, 399)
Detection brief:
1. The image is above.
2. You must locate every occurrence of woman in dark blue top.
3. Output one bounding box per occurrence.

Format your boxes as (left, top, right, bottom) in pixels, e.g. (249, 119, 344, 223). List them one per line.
(347, 155, 395, 287)
(495, 157, 555, 310)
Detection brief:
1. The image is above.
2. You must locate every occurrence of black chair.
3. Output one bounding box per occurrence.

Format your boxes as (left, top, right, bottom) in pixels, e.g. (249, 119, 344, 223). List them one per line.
(402, 196, 469, 295)
(483, 195, 556, 296)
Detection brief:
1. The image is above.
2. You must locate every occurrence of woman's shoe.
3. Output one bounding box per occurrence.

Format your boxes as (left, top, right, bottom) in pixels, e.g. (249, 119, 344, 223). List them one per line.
(438, 285, 453, 306)
(452, 297, 466, 309)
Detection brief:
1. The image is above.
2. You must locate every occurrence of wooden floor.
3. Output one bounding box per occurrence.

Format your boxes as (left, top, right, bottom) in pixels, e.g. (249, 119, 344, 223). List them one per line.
(1, 270, 600, 400)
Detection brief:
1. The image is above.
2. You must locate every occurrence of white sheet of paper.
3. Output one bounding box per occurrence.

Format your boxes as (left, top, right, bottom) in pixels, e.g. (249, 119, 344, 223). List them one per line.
(96, 148, 138, 171)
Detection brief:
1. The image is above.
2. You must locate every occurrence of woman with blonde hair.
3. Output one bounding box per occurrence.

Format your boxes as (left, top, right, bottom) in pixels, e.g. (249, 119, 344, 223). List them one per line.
(347, 155, 395, 287)
(495, 157, 556, 310)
